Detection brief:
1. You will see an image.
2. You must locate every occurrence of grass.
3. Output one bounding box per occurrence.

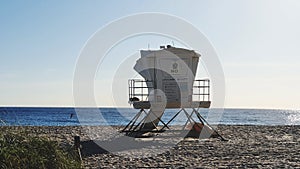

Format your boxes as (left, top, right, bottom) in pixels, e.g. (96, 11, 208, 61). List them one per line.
(0, 131, 81, 169)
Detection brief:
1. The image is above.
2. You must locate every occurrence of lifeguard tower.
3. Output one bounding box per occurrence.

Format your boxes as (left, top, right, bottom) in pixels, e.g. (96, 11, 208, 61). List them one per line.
(122, 45, 224, 140)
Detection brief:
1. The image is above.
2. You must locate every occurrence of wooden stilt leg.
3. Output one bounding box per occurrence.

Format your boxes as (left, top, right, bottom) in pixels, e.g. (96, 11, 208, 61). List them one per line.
(193, 108, 227, 141)
(160, 108, 183, 131)
(122, 109, 143, 132)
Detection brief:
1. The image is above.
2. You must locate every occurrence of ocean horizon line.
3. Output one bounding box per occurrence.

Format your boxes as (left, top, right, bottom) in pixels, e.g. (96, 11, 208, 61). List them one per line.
(0, 106, 298, 111)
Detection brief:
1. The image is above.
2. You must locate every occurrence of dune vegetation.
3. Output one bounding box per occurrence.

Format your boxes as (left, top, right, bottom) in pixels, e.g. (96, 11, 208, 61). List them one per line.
(0, 131, 81, 169)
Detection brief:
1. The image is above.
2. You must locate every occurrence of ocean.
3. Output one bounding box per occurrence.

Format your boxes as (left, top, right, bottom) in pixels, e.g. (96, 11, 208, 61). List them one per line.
(0, 107, 299, 126)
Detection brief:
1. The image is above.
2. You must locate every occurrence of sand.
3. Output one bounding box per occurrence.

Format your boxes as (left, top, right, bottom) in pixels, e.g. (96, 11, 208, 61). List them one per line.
(1, 125, 299, 168)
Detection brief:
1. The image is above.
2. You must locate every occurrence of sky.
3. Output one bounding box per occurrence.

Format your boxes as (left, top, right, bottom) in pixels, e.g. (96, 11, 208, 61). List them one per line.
(0, 0, 300, 109)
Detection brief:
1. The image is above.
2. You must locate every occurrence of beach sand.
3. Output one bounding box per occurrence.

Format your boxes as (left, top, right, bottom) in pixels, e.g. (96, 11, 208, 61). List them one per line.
(1, 125, 299, 168)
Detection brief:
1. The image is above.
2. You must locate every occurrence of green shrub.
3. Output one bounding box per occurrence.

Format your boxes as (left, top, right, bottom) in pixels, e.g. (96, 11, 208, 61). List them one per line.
(0, 132, 81, 169)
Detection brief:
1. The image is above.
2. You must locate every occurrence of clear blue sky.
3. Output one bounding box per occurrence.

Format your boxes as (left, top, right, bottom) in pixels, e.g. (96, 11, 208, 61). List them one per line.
(1, 0, 300, 109)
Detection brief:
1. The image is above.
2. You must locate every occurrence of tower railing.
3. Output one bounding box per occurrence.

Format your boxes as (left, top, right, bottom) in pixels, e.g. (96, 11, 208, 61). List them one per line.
(128, 79, 153, 103)
(128, 79, 210, 104)
(192, 79, 210, 102)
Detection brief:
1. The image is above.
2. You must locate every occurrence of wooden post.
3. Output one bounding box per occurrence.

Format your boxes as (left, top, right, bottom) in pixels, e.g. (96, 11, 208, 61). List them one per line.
(74, 136, 80, 149)
(74, 136, 82, 161)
